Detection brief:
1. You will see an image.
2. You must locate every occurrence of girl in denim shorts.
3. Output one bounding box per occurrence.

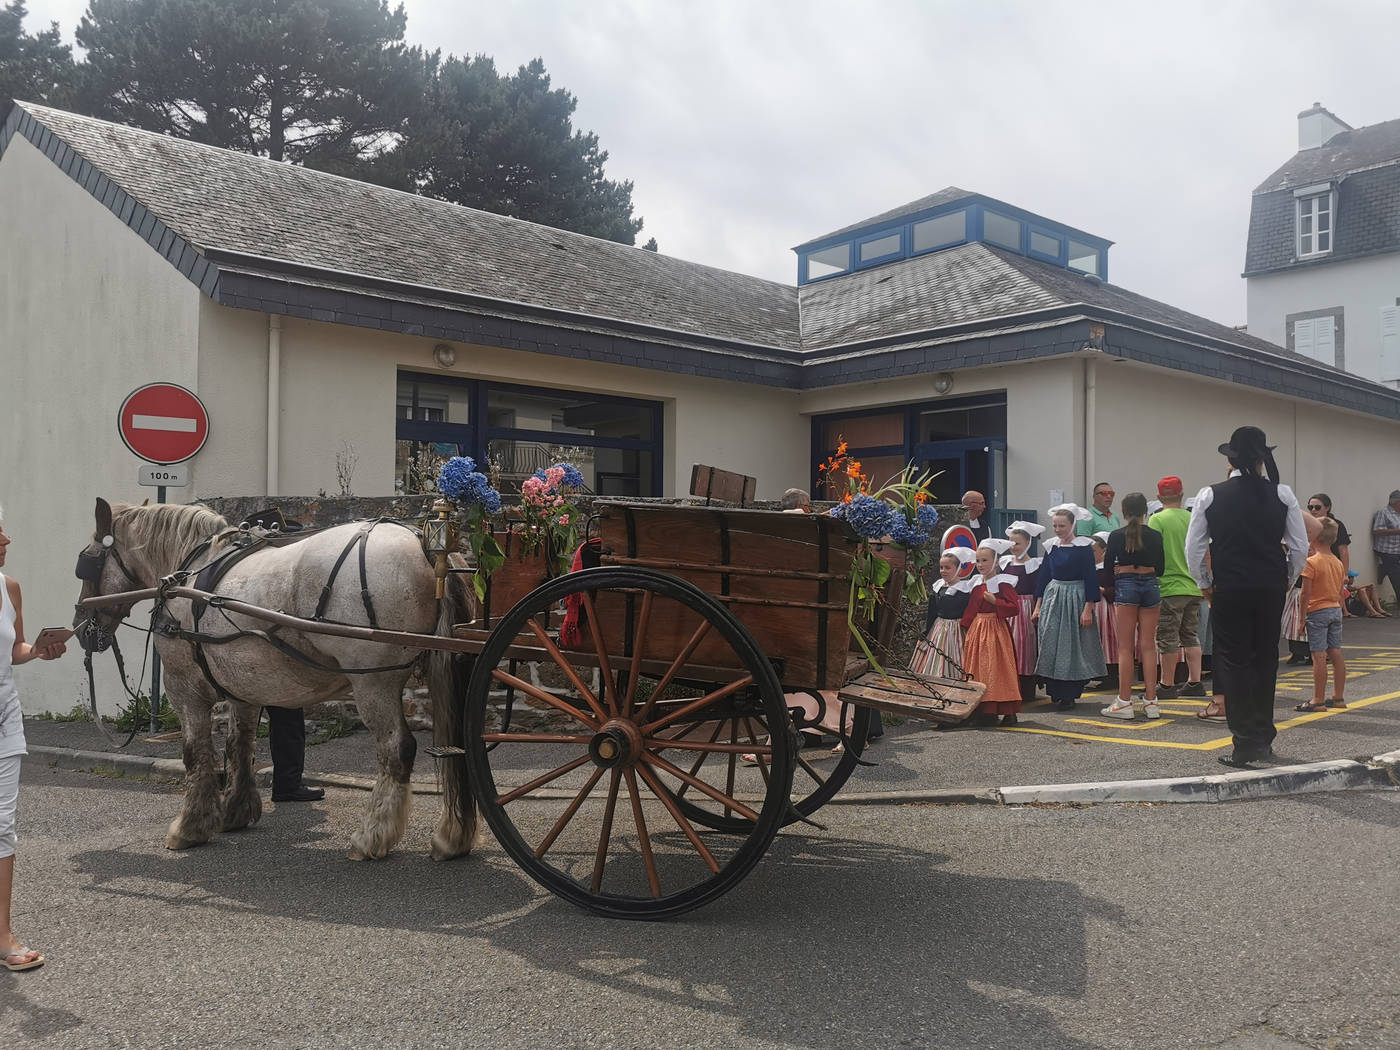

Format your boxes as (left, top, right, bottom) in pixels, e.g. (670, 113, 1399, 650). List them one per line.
(1100, 493, 1166, 720)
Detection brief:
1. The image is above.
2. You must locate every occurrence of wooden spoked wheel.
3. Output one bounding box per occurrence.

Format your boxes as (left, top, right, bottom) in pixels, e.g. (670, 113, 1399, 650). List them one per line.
(465, 567, 796, 920)
(671, 698, 872, 834)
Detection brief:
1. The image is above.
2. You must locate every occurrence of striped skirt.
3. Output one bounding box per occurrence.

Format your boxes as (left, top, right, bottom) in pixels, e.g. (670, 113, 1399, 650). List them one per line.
(1035, 579, 1107, 682)
(910, 617, 965, 679)
(1095, 597, 1117, 664)
(1281, 587, 1307, 642)
(1010, 594, 1037, 675)
(964, 612, 1021, 713)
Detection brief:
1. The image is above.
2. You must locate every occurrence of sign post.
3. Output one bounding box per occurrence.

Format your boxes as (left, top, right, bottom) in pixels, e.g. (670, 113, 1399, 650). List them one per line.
(117, 384, 209, 732)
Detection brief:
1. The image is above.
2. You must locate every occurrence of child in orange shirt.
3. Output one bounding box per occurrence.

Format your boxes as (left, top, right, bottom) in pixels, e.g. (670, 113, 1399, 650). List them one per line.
(1296, 517, 1346, 712)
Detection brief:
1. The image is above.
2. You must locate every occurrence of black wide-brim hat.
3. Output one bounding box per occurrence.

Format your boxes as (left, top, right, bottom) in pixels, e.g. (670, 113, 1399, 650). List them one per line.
(1218, 425, 1276, 459)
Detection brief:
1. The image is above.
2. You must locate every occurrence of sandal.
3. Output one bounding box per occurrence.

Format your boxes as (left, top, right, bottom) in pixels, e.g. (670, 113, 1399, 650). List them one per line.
(1293, 701, 1329, 713)
(3, 946, 44, 972)
(1196, 704, 1227, 722)
(1326, 698, 1347, 709)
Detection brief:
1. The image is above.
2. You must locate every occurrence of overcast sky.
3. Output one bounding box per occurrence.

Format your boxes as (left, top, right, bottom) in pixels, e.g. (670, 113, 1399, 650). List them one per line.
(22, 0, 1400, 326)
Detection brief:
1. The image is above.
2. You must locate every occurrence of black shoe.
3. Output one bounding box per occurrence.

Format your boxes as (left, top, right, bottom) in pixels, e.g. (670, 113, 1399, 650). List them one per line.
(272, 785, 325, 802)
(1181, 681, 1206, 698)
(1156, 684, 1180, 700)
(1217, 750, 1275, 770)
(1285, 655, 1309, 666)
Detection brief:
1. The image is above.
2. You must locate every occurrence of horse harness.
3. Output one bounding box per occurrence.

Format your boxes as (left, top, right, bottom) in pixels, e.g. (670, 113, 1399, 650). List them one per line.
(152, 519, 423, 707)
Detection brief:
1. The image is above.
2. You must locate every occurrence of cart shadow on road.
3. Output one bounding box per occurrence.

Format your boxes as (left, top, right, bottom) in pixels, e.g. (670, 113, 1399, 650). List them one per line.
(0, 985, 84, 1040)
(69, 807, 1122, 1049)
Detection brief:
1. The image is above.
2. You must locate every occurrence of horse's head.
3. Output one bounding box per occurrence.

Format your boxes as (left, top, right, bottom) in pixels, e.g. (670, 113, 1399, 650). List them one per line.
(72, 497, 141, 651)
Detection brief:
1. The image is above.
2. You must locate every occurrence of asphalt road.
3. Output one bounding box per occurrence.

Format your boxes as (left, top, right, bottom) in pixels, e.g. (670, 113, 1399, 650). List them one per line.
(4, 764, 1398, 1049)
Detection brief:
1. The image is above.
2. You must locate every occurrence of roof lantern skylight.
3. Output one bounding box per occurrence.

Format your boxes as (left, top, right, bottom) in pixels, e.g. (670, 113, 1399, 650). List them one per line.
(793, 189, 1112, 286)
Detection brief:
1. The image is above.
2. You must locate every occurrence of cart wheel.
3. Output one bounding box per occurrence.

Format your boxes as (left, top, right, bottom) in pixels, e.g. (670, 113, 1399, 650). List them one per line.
(465, 566, 795, 920)
(671, 696, 872, 833)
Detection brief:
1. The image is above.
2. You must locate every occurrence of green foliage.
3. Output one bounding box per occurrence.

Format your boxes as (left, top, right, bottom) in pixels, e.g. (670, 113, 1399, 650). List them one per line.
(34, 703, 91, 722)
(9, 0, 644, 243)
(308, 712, 360, 744)
(361, 54, 643, 243)
(75, 0, 432, 166)
(0, 1, 76, 107)
(110, 693, 180, 732)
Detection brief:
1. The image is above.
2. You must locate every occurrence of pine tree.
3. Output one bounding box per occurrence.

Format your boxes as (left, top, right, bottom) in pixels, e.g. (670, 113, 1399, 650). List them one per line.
(0, 0, 77, 107)
(75, 0, 432, 166)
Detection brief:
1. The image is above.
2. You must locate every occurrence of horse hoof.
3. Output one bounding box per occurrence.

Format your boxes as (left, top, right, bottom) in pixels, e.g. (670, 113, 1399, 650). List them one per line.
(164, 834, 207, 851)
(429, 835, 471, 862)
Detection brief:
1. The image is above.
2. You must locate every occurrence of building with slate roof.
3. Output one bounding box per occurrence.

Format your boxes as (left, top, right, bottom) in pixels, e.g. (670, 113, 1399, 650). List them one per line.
(5, 99, 1400, 709)
(1246, 103, 1400, 387)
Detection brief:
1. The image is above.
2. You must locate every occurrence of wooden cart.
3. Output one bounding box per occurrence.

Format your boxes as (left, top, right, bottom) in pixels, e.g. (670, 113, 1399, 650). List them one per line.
(451, 500, 984, 919)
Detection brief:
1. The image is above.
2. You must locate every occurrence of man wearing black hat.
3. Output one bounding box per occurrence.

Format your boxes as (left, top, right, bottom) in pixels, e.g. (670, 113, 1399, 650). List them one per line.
(1184, 427, 1308, 768)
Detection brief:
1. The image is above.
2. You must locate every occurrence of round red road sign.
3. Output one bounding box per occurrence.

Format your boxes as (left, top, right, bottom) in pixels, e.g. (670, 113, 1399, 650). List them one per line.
(117, 383, 210, 464)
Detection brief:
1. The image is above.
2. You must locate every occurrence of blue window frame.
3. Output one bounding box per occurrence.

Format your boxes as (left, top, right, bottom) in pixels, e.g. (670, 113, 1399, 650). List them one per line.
(396, 371, 663, 496)
(1027, 225, 1065, 264)
(855, 227, 906, 269)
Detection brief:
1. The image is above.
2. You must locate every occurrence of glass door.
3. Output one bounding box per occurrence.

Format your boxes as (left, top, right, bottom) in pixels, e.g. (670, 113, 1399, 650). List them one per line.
(914, 438, 1007, 507)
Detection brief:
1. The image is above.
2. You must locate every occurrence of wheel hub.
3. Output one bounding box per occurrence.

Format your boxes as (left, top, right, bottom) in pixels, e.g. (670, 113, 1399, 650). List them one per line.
(589, 718, 643, 769)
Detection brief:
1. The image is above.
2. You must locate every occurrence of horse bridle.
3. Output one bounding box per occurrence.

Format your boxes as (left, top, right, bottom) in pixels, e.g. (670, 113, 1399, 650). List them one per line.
(73, 531, 142, 653)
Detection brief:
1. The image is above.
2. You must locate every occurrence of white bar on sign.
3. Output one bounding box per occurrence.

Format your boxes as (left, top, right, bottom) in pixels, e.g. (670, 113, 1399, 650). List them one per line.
(132, 414, 198, 432)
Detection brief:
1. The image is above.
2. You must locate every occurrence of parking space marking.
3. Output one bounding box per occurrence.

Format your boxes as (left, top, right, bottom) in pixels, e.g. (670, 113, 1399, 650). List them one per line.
(1000, 688, 1400, 750)
(1066, 717, 1173, 731)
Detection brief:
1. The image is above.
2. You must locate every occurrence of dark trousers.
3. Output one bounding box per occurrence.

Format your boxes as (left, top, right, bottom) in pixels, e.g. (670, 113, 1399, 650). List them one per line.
(1378, 553, 1400, 605)
(1211, 587, 1287, 757)
(266, 706, 306, 794)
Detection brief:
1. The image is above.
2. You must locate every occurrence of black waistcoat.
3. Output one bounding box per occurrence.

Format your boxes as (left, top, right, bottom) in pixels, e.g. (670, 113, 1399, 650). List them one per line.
(1204, 475, 1288, 590)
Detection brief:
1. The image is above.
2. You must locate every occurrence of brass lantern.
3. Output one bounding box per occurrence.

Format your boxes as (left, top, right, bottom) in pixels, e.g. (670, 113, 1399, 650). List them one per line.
(423, 498, 456, 599)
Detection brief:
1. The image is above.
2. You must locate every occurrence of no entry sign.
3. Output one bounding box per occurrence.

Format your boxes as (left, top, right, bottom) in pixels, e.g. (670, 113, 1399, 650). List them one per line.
(118, 383, 210, 464)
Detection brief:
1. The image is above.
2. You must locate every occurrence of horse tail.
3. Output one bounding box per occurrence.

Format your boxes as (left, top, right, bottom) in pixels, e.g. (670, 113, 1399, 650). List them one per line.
(427, 557, 478, 858)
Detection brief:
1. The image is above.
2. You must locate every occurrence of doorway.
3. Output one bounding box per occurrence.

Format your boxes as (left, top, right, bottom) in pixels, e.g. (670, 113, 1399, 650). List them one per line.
(914, 438, 1006, 506)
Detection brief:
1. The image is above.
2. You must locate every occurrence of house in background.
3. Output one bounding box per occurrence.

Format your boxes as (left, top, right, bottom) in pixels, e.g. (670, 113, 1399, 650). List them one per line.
(1245, 103, 1400, 388)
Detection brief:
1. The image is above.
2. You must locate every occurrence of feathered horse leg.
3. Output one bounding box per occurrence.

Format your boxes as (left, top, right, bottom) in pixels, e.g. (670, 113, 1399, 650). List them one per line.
(347, 674, 416, 861)
(221, 700, 263, 832)
(165, 688, 224, 850)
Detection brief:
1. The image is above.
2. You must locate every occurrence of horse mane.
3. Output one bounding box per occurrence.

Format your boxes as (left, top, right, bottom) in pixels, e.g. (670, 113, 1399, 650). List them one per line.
(113, 502, 229, 575)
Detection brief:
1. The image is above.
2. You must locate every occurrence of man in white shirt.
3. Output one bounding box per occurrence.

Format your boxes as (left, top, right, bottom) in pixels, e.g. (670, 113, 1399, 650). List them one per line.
(1184, 426, 1307, 768)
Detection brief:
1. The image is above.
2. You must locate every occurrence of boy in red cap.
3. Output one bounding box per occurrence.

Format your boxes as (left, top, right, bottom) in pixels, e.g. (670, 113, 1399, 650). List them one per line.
(1149, 475, 1205, 699)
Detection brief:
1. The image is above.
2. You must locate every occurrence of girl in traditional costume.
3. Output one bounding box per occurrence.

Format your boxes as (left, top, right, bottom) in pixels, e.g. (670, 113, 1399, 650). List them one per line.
(1033, 504, 1107, 709)
(961, 539, 1021, 725)
(1001, 521, 1044, 703)
(911, 548, 974, 679)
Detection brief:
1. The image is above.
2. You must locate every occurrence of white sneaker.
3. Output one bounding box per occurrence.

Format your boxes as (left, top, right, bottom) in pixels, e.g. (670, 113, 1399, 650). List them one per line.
(1100, 699, 1136, 719)
(1143, 701, 1161, 719)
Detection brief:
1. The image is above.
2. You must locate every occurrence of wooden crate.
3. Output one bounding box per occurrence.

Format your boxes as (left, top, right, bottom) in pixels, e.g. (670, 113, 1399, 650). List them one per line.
(839, 668, 985, 724)
(594, 502, 859, 690)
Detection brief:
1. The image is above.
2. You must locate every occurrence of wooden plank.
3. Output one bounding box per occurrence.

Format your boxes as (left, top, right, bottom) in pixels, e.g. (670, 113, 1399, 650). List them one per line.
(838, 669, 985, 725)
(689, 464, 757, 506)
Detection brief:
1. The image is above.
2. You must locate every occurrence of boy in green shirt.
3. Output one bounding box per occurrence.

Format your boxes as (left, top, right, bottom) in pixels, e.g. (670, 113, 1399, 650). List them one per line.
(1148, 476, 1204, 698)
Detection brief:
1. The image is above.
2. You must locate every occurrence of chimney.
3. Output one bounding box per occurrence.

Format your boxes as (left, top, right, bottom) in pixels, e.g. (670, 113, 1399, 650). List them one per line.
(1298, 103, 1351, 150)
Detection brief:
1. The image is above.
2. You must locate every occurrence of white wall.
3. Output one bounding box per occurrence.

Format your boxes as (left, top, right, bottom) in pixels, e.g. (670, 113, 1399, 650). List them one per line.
(1247, 253, 1400, 386)
(195, 309, 812, 500)
(0, 135, 202, 713)
(1093, 361, 1400, 582)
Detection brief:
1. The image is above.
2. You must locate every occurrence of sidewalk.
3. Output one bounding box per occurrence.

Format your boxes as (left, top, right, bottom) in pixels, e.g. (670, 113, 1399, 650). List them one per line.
(23, 616, 1400, 805)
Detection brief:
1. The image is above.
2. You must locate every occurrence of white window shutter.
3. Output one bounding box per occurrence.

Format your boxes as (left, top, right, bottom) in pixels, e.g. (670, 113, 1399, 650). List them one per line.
(1381, 306, 1400, 381)
(1294, 317, 1315, 359)
(1314, 315, 1336, 365)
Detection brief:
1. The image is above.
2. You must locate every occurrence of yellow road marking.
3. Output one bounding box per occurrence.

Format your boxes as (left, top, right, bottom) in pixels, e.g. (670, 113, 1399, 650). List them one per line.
(1066, 717, 1173, 731)
(1000, 688, 1400, 750)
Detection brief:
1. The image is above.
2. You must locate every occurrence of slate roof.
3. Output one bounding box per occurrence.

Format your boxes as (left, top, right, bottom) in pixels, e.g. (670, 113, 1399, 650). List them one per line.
(1255, 116, 1400, 194)
(799, 187, 974, 247)
(8, 101, 801, 352)
(1246, 116, 1400, 277)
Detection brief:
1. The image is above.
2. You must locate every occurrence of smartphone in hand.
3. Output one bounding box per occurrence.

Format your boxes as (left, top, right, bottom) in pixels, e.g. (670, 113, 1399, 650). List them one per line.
(30, 627, 73, 650)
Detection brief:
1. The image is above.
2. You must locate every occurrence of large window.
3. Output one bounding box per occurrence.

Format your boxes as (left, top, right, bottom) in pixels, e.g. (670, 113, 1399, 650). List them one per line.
(395, 372, 662, 496)
(813, 394, 1007, 503)
(1297, 192, 1333, 258)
